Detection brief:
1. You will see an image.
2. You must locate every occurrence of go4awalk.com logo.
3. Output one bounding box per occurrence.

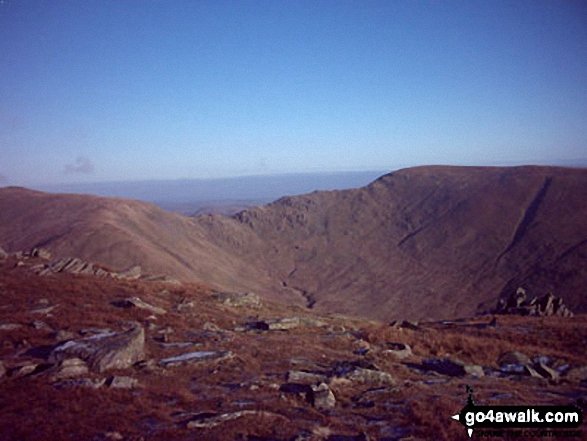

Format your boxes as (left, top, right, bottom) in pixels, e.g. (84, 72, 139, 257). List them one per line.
(451, 387, 583, 438)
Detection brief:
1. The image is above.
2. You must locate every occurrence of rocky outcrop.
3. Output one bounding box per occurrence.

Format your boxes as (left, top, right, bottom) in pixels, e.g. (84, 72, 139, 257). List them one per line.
(493, 287, 574, 317)
(49, 324, 145, 373)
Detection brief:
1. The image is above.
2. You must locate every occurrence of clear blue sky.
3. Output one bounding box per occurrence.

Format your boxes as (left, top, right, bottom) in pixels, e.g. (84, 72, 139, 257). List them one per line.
(1, 0, 586, 186)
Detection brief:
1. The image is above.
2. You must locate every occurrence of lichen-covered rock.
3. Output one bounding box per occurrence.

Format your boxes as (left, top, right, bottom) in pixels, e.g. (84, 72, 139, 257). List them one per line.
(212, 291, 262, 308)
(311, 383, 336, 409)
(422, 358, 484, 378)
(49, 324, 145, 373)
(498, 351, 531, 367)
(47, 358, 89, 381)
(286, 370, 328, 385)
(381, 342, 412, 359)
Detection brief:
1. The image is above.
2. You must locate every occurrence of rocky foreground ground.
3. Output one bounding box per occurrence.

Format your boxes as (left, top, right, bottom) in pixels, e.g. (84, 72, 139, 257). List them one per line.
(0, 253, 586, 440)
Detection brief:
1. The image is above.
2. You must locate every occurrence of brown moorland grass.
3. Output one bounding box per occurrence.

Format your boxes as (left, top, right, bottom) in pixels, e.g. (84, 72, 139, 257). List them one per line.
(0, 257, 585, 440)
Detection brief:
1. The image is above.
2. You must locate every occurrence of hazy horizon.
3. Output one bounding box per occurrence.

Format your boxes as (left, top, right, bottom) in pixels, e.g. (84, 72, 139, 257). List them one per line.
(1, 1, 586, 187)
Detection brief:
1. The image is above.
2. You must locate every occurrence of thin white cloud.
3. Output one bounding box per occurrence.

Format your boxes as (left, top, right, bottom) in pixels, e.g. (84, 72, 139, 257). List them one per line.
(64, 156, 95, 174)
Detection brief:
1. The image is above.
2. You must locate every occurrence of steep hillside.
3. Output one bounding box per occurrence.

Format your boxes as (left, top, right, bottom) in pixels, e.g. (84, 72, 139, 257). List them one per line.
(228, 166, 587, 319)
(1, 165, 586, 320)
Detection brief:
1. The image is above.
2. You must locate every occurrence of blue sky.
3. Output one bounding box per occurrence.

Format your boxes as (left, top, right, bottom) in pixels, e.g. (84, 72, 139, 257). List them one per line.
(1, 0, 586, 186)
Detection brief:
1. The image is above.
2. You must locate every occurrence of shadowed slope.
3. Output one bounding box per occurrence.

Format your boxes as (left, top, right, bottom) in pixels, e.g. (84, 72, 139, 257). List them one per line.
(1, 165, 586, 320)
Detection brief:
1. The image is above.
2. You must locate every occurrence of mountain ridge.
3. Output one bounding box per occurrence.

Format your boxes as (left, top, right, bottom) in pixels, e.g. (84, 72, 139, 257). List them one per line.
(1, 165, 585, 320)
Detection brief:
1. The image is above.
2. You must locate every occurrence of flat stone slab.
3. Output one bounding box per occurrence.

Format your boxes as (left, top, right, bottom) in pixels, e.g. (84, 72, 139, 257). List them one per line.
(187, 410, 283, 429)
(158, 350, 233, 367)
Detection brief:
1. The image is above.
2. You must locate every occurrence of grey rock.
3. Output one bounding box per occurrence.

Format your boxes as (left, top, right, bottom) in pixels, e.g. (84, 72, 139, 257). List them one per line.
(311, 382, 336, 409)
(52, 377, 106, 389)
(499, 363, 527, 374)
(108, 375, 139, 389)
(52, 330, 77, 341)
(186, 410, 281, 429)
(0, 247, 7, 259)
(31, 320, 53, 331)
(117, 297, 166, 315)
(389, 320, 420, 330)
(381, 342, 412, 359)
(498, 351, 531, 367)
(212, 291, 262, 308)
(523, 365, 543, 378)
(49, 323, 145, 373)
(422, 358, 484, 378)
(344, 368, 396, 386)
(9, 362, 38, 378)
(563, 366, 587, 383)
(30, 304, 58, 315)
(30, 248, 51, 259)
(494, 288, 574, 317)
(265, 317, 301, 330)
(286, 370, 328, 385)
(534, 362, 559, 380)
(116, 265, 142, 280)
(47, 358, 89, 381)
(158, 350, 233, 367)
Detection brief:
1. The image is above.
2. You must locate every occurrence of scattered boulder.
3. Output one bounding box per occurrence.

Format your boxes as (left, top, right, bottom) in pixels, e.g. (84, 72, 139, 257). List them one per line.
(381, 342, 412, 359)
(212, 291, 262, 308)
(311, 383, 336, 409)
(114, 297, 166, 315)
(158, 350, 233, 368)
(494, 287, 573, 317)
(421, 358, 484, 378)
(49, 323, 145, 373)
